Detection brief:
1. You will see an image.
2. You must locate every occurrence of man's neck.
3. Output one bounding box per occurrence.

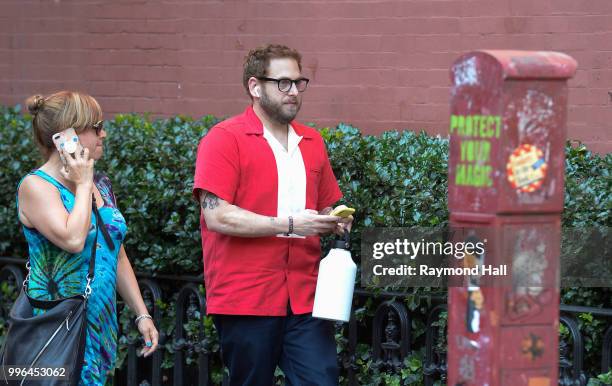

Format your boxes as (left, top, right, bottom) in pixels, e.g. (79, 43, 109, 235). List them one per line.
(253, 104, 290, 150)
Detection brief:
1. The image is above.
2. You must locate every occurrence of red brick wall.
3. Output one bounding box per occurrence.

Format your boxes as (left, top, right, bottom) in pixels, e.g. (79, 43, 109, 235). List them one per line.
(1, 0, 610, 152)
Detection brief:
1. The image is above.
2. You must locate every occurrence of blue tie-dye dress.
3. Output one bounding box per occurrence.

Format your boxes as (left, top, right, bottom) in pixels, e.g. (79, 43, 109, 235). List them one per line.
(17, 169, 127, 385)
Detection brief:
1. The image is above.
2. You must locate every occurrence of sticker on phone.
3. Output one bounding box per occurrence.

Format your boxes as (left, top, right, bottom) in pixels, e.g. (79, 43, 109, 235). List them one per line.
(52, 128, 81, 155)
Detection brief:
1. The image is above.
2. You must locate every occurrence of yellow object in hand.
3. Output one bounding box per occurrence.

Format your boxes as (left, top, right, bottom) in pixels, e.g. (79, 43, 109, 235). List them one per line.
(330, 205, 355, 218)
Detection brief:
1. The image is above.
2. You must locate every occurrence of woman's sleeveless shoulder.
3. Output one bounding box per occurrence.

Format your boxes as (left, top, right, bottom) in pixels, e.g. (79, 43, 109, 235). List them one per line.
(17, 171, 63, 203)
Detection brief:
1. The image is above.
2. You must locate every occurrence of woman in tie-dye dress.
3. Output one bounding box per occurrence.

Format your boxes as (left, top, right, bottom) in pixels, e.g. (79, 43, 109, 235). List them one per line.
(16, 91, 159, 385)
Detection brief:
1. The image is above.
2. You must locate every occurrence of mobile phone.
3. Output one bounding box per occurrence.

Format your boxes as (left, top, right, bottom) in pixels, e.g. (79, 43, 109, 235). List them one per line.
(52, 128, 82, 159)
(330, 205, 355, 218)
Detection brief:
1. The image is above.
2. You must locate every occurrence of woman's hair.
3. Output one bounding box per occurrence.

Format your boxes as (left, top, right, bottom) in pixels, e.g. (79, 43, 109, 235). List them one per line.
(25, 91, 102, 159)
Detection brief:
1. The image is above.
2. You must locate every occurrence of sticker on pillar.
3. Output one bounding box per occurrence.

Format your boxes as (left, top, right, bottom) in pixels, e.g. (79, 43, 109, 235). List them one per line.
(464, 235, 485, 333)
(521, 332, 544, 361)
(506, 144, 548, 192)
(466, 287, 484, 333)
(528, 377, 550, 386)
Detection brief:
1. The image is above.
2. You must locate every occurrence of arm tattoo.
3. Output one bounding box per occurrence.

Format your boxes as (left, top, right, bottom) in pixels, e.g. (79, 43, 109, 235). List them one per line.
(201, 192, 220, 210)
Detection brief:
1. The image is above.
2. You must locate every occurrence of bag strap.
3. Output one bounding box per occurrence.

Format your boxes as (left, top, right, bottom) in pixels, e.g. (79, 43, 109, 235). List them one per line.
(85, 194, 115, 296)
(87, 196, 99, 284)
(93, 194, 115, 252)
(89, 194, 115, 277)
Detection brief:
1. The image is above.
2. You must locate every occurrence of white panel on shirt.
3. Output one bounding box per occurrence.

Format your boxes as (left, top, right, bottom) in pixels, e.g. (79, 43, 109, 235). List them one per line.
(263, 124, 306, 238)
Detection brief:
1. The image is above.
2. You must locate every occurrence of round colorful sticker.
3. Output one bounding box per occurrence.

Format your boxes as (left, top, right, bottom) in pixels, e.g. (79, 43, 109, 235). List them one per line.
(506, 144, 547, 192)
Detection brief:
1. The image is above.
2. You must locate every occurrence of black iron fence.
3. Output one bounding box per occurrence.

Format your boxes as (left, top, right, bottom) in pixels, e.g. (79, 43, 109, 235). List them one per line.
(1, 257, 611, 386)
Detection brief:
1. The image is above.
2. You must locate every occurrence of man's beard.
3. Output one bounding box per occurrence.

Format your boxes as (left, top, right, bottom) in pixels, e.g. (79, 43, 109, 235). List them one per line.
(260, 89, 301, 125)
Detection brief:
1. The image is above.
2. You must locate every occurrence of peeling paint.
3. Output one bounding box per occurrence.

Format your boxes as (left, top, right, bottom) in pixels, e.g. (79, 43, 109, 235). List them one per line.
(517, 90, 554, 138)
(459, 355, 475, 381)
(454, 57, 478, 87)
(512, 230, 548, 297)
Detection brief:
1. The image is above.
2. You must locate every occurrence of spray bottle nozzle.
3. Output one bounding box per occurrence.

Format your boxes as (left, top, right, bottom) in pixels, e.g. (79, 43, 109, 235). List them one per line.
(333, 230, 351, 250)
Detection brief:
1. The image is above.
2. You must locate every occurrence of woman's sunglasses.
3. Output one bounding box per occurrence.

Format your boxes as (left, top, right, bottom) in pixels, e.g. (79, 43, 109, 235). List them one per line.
(92, 120, 104, 135)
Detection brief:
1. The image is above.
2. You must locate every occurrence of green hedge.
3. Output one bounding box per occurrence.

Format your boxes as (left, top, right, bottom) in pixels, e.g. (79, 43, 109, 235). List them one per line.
(1, 105, 611, 383)
(1, 105, 609, 271)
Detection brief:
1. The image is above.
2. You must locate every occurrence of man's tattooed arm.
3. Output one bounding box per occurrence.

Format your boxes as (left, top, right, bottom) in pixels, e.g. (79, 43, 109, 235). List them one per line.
(201, 192, 220, 210)
(197, 189, 288, 237)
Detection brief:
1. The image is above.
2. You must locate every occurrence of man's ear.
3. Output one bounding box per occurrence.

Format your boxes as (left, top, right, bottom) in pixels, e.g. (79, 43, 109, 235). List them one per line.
(248, 77, 260, 98)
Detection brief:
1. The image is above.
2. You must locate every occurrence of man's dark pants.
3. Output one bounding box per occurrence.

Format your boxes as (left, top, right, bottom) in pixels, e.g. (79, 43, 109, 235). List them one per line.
(212, 306, 339, 386)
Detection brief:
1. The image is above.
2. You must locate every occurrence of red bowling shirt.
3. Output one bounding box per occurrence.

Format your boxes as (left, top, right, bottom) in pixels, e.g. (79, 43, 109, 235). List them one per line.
(193, 106, 343, 316)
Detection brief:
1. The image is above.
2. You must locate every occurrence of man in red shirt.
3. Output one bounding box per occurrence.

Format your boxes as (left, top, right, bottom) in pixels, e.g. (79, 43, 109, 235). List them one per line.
(193, 44, 352, 385)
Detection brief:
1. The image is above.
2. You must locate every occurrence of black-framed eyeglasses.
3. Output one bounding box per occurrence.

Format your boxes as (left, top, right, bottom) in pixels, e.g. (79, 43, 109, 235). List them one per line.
(257, 77, 309, 93)
(92, 120, 104, 135)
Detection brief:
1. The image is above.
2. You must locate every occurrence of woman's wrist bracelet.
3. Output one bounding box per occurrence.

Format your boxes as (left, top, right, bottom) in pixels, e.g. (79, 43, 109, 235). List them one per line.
(135, 314, 153, 325)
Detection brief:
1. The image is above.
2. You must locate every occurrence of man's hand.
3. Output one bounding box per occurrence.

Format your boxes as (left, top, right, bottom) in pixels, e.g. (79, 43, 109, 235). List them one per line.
(292, 209, 341, 236)
(321, 206, 354, 236)
(334, 215, 353, 236)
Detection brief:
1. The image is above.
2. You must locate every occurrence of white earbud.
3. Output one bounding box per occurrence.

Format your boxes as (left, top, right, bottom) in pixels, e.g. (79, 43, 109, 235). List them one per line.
(254, 87, 261, 97)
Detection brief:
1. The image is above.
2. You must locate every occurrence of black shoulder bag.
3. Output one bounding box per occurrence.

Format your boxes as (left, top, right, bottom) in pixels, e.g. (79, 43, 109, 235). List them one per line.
(0, 195, 115, 385)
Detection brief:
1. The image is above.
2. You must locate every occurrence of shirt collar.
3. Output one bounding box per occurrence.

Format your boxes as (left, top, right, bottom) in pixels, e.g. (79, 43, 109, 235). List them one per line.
(263, 124, 303, 155)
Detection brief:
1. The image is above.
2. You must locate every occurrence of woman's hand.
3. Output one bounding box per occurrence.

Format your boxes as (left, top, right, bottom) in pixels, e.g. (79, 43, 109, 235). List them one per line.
(116, 247, 160, 358)
(137, 317, 159, 358)
(59, 147, 94, 188)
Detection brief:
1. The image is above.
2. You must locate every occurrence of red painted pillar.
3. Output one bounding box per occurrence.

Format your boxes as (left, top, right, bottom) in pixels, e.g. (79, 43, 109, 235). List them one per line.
(446, 51, 577, 386)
